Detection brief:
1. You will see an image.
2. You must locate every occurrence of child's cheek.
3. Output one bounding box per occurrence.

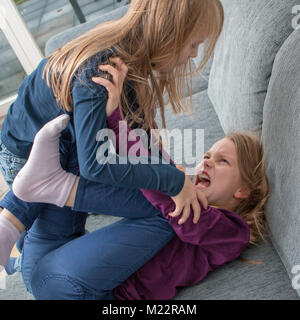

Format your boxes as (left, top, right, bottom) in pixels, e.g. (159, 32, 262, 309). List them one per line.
(195, 162, 204, 175)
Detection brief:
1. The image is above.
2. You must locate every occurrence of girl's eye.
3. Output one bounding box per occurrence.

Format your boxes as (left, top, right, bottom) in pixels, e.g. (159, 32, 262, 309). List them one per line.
(203, 155, 209, 159)
(221, 159, 229, 164)
(191, 43, 197, 49)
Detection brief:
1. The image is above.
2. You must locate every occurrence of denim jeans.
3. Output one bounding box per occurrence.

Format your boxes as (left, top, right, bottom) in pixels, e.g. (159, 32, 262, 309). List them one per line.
(0, 133, 28, 259)
(1, 179, 174, 299)
(0, 136, 175, 299)
(0, 134, 27, 188)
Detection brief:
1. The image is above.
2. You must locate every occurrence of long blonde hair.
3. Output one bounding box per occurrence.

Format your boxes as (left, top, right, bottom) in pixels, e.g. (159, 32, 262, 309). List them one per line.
(227, 132, 269, 246)
(43, 0, 223, 131)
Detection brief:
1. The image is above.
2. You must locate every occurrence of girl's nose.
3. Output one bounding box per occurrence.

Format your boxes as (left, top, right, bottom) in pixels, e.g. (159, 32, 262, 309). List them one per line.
(204, 158, 213, 168)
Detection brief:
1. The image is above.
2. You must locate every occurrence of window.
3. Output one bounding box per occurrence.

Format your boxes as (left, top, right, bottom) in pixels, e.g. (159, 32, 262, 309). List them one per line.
(0, 0, 125, 114)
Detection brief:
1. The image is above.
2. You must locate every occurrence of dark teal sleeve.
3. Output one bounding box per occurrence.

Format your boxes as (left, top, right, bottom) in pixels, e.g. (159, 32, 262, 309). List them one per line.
(72, 75, 185, 197)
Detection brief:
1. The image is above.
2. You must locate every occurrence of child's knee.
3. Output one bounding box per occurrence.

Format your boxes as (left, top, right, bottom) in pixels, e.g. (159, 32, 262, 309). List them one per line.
(31, 265, 85, 300)
(31, 265, 115, 300)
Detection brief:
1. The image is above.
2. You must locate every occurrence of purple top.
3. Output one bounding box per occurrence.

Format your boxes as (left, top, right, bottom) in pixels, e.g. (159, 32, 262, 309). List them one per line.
(107, 108, 250, 300)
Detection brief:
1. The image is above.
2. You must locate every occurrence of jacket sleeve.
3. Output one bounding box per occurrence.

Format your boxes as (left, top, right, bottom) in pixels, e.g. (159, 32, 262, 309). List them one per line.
(71, 59, 185, 196)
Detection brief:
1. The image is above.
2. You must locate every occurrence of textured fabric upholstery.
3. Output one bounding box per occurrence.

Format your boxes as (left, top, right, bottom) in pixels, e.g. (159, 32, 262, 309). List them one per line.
(45, 5, 129, 56)
(208, 0, 298, 133)
(262, 28, 300, 298)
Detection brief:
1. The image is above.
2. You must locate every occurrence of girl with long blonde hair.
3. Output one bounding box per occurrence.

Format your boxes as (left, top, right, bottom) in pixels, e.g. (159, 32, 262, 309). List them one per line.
(0, 0, 224, 298)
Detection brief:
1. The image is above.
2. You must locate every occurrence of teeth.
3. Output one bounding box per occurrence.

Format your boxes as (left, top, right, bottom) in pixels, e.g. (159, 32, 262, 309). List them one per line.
(196, 173, 211, 188)
(197, 178, 210, 188)
(198, 175, 210, 182)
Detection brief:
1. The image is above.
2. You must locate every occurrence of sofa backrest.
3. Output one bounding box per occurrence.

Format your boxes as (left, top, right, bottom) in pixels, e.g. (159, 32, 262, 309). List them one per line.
(262, 28, 300, 298)
(207, 0, 300, 297)
(208, 0, 298, 134)
(45, 5, 129, 56)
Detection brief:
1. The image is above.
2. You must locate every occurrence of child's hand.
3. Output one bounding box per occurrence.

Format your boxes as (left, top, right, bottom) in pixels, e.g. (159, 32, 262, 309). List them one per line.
(169, 165, 208, 225)
(92, 57, 128, 117)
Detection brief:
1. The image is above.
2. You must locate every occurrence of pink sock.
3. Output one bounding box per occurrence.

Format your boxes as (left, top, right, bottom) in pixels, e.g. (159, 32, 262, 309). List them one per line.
(12, 114, 77, 207)
(0, 214, 21, 271)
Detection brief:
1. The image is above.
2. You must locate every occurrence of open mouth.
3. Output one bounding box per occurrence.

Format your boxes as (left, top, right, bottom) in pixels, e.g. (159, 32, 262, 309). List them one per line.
(195, 172, 211, 189)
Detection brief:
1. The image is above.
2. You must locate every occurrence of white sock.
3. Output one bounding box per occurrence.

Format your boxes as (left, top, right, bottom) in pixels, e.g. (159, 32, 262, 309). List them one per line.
(12, 114, 77, 207)
(0, 214, 21, 270)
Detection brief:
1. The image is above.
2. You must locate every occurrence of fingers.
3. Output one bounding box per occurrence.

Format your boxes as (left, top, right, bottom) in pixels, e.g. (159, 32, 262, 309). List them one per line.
(91, 76, 114, 94)
(169, 203, 194, 225)
(109, 56, 128, 76)
(174, 200, 201, 225)
(191, 199, 201, 224)
(93, 57, 128, 91)
(196, 189, 208, 210)
(168, 206, 182, 218)
(98, 64, 119, 83)
(169, 170, 201, 225)
(169, 201, 202, 225)
(193, 174, 197, 185)
(91, 56, 128, 117)
(178, 205, 190, 225)
(98, 57, 128, 83)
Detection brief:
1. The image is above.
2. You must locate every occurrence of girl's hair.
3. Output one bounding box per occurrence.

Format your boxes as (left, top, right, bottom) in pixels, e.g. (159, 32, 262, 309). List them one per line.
(43, 0, 224, 131)
(226, 132, 269, 246)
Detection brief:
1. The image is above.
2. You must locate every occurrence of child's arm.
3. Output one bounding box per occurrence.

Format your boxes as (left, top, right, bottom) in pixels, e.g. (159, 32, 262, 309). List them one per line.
(72, 177, 164, 219)
(142, 188, 249, 255)
(72, 54, 184, 197)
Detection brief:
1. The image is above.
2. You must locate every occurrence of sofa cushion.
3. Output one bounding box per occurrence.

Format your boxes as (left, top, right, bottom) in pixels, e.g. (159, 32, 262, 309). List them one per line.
(262, 29, 300, 298)
(174, 241, 299, 300)
(208, 0, 298, 133)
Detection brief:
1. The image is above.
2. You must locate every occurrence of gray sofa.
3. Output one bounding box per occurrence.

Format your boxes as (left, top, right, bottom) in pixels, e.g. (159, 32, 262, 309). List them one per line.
(3, 1, 299, 300)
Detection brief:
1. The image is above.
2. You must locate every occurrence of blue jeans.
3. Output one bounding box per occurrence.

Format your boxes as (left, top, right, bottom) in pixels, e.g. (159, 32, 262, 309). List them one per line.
(0, 134, 27, 255)
(0, 137, 175, 299)
(0, 135, 27, 188)
(2, 178, 174, 299)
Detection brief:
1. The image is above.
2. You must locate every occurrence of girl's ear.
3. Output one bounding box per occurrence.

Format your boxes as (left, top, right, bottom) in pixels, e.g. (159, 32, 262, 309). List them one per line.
(234, 185, 250, 200)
